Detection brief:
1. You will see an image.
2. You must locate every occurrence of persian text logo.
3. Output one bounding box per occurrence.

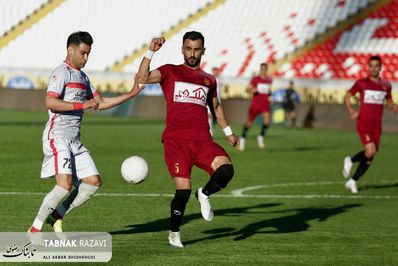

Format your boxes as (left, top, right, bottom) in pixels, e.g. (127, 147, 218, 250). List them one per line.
(3, 242, 36, 259)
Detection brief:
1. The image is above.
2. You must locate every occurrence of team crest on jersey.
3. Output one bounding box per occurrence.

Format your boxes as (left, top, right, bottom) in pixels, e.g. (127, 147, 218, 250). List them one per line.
(173, 81, 209, 107)
(204, 78, 211, 86)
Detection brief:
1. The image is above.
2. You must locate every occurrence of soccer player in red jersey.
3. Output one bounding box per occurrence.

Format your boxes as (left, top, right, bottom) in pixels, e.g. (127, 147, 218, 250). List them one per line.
(137, 32, 239, 248)
(239, 63, 272, 151)
(342, 55, 398, 193)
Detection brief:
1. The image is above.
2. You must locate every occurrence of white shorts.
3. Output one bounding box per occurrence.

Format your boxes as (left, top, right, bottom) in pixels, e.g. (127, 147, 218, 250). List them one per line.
(41, 138, 99, 179)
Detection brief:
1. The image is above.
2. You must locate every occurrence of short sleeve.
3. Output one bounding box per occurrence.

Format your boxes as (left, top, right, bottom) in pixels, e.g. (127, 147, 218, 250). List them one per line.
(157, 64, 172, 82)
(47, 68, 66, 98)
(348, 80, 361, 95)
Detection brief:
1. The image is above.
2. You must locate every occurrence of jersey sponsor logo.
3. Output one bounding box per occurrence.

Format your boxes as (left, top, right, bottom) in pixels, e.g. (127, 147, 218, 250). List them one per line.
(73, 91, 87, 102)
(363, 90, 387, 105)
(257, 83, 271, 94)
(173, 81, 209, 107)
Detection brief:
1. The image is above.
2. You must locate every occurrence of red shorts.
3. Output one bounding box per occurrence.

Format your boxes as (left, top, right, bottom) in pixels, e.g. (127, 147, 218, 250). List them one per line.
(163, 138, 230, 178)
(356, 124, 381, 149)
(248, 97, 270, 121)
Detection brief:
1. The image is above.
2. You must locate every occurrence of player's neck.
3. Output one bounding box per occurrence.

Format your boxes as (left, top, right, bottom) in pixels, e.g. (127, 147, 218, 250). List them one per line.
(183, 63, 200, 71)
(64, 59, 81, 70)
(369, 76, 380, 82)
(260, 74, 268, 79)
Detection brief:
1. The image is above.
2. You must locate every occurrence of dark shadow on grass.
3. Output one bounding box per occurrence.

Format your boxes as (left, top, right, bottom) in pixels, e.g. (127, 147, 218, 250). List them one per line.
(267, 145, 336, 153)
(184, 204, 361, 245)
(360, 183, 398, 191)
(109, 203, 281, 235)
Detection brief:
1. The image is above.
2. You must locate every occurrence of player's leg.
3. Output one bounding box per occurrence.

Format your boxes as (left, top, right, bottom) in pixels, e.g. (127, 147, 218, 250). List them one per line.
(30, 140, 73, 232)
(169, 177, 191, 248)
(258, 111, 270, 149)
(239, 107, 256, 151)
(64, 147, 101, 215)
(164, 139, 192, 248)
(195, 142, 234, 221)
(290, 110, 297, 128)
(47, 177, 80, 232)
(30, 174, 72, 232)
(345, 130, 378, 193)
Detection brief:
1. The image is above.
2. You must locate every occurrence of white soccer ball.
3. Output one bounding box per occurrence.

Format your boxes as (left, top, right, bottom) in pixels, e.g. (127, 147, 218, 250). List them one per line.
(121, 156, 149, 184)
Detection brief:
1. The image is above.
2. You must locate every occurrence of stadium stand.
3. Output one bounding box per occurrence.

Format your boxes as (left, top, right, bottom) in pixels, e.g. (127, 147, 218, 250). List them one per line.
(0, 0, 211, 71)
(123, 0, 372, 77)
(276, 0, 398, 80)
(0, 0, 48, 36)
(0, 0, 373, 78)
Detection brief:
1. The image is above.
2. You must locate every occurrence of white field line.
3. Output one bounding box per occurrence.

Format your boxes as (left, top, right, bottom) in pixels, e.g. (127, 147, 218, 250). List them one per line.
(0, 180, 397, 200)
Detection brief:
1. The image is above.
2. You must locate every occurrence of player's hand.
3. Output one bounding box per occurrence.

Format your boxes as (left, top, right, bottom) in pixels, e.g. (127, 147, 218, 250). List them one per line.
(149, 37, 165, 52)
(227, 134, 240, 150)
(130, 74, 146, 96)
(392, 104, 398, 113)
(83, 99, 99, 110)
(349, 110, 358, 120)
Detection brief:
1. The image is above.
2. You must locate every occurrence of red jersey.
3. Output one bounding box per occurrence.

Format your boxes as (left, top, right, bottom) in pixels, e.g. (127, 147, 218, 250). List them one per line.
(348, 77, 392, 129)
(250, 76, 272, 106)
(157, 64, 218, 140)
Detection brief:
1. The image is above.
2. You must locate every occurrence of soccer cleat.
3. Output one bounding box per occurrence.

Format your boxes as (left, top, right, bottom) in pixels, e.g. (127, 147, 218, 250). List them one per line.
(239, 137, 245, 151)
(345, 179, 358, 194)
(27, 227, 44, 246)
(195, 187, 214, 221)
(168, 231, 184, 248)
(27, 226, 42, 233)
(342, 156, 353, 178)
(257, 135, 265, 149)
(53, 219, 63, 233)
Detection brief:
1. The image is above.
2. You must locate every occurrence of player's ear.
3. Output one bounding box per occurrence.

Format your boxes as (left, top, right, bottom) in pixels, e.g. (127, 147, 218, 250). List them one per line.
(67, 45, 74, 57)
(202, 47, 206, 55)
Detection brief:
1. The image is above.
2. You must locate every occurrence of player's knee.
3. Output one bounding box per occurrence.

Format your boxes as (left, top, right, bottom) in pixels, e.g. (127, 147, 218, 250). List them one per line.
(214, 164, 234, 188)
(83, 175, 101, 187)
(173, 189, 191, 203)
(365, 150, 376, 158)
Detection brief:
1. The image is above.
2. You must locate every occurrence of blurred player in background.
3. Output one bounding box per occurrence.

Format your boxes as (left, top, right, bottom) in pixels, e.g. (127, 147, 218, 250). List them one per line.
(239, 63, 272, 151)
(137, 32, 239, 248)
(282, 80, 299, 128)
(28, 31, 143, 233)
(342, 55, 398, 193)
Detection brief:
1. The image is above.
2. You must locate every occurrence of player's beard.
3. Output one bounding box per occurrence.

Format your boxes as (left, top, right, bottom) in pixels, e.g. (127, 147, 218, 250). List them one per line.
(184, 56, 201, 68)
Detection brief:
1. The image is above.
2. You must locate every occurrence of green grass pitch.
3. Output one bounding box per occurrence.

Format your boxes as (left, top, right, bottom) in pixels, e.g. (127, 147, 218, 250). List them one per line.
(0, 109, 397, 265)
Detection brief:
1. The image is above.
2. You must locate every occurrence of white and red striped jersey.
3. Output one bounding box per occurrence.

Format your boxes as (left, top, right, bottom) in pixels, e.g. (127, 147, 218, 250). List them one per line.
(42, 62, 99, 141)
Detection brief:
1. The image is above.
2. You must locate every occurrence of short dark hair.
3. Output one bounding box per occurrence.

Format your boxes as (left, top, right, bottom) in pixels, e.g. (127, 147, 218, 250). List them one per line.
(369, 55, 382, 65)
(67, 31, 93, 48)
(183, 31, 205, 46)
(261, 63, 268, 68)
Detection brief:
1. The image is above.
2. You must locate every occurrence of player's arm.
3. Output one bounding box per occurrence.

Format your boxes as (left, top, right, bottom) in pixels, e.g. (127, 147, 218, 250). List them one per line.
(344, 91, 358, 120)
(95, 75, 145, 110)
(386, 98, 398, 113)
(213, 97, 239, 150)
(45, 95, 98, 112)
(136, 37, 165, 84)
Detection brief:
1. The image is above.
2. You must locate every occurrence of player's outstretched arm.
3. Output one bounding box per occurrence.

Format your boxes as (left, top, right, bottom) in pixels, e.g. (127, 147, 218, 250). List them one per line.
(136, 37, 165, 84)
(213, 97, 240, 150)
(95, 75, 145, 110)
(344, 92, 358, 120)
(45, 96, 98, 112)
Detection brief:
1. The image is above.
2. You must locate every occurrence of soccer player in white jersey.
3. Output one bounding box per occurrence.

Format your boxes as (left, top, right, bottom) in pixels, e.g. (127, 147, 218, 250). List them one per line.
(28, 31, 144, 233)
